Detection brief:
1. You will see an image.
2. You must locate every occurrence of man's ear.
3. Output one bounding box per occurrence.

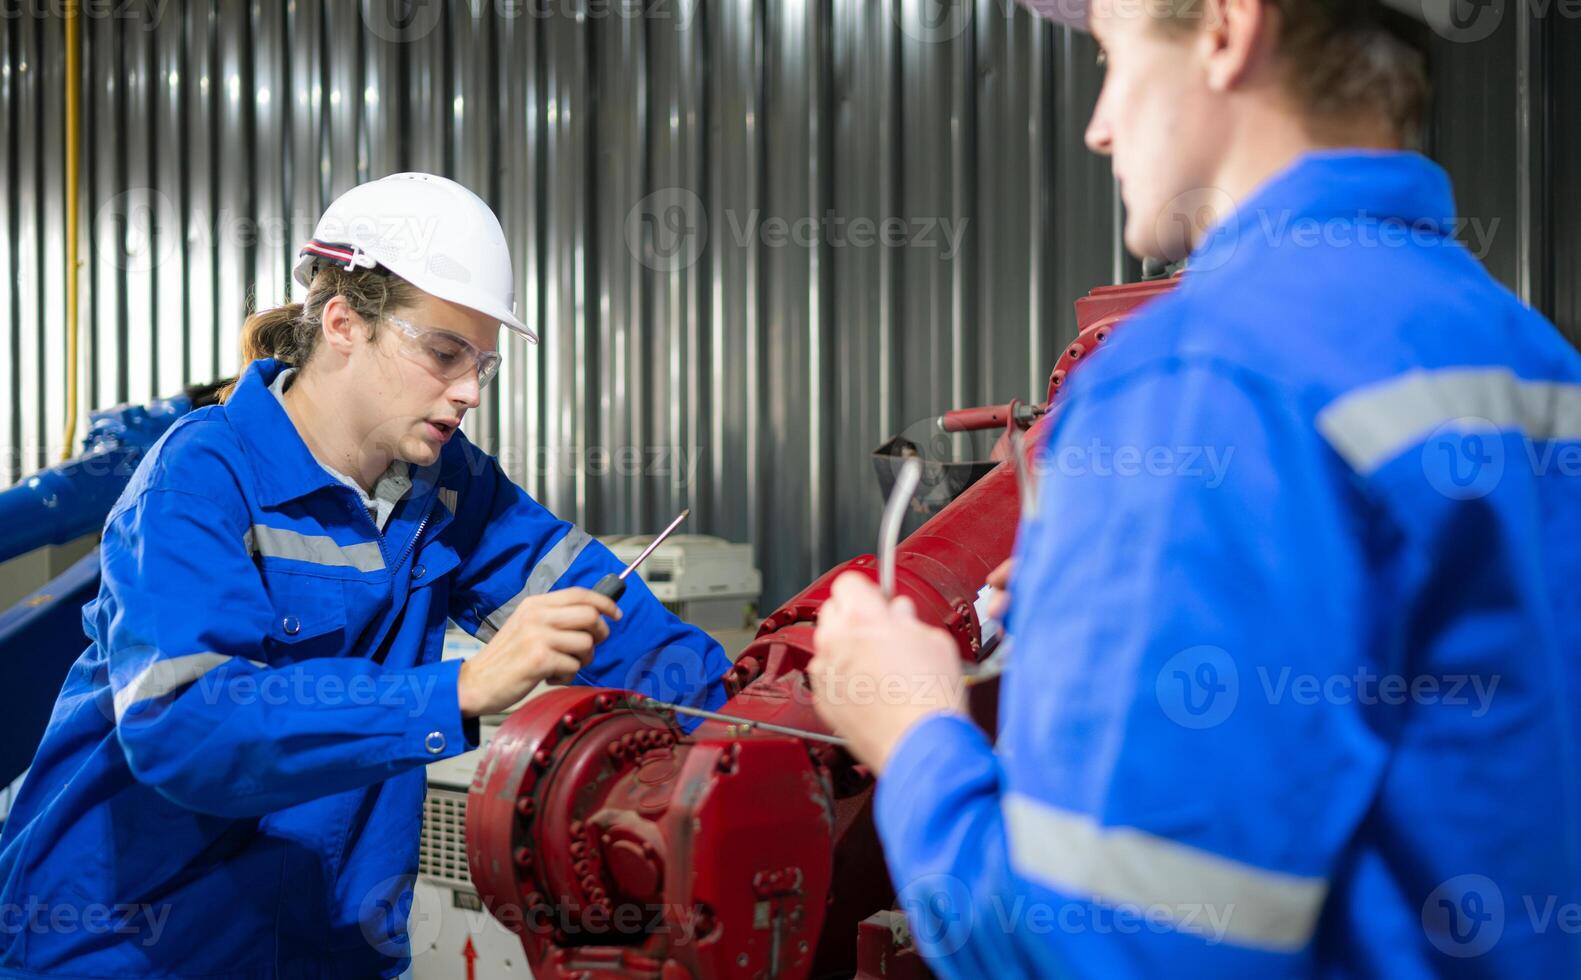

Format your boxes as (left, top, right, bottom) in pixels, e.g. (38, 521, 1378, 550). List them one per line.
(319, 294, 361, 356)
(1199, 0, 1274, 94)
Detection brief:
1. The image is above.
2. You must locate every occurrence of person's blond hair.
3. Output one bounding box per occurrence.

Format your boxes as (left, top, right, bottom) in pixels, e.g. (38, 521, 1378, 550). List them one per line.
(219, 266, 425, 402)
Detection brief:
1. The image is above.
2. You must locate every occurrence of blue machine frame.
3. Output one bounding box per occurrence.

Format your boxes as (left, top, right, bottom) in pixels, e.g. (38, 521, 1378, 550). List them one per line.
(0, 393, 197, 791)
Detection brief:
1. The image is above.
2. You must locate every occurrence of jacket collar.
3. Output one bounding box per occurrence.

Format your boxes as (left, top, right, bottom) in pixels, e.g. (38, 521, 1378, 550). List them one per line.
(229, 358, 449, 511)
(226, 358, 373, 508)
(1189, 150, 1458, 275)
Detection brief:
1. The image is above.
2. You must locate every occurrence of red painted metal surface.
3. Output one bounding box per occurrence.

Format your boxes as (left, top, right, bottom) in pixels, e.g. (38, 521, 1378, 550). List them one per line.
(467, 686, 836, 978)
(467, 278, 1177, 978)
(936, 400, 1041, 434)
(1050, 276, 1180, 397)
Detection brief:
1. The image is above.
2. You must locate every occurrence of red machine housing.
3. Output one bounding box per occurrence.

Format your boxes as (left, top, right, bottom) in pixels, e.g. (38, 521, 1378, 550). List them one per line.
(466, 279, 1177, 978)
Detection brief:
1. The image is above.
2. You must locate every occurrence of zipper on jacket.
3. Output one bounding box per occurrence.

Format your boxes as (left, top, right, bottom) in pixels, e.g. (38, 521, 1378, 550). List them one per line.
(337, 484, 433, 573)
(345, 489, 390, 565)
(394, 504, 434, 574)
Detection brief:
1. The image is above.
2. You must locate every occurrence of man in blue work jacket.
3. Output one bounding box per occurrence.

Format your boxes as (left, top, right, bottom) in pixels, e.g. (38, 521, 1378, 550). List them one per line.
(0, 174, 732, 978)
(811, 0, 1581, 976)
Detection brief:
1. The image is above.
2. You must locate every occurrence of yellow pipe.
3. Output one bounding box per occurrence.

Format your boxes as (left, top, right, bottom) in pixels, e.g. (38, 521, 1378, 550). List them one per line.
(60, 0, 80, 461)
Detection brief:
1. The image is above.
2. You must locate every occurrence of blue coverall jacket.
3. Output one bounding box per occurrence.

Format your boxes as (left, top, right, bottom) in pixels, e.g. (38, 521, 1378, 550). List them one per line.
(875, 152, 1581, 976)
(0, 357, 732, 978)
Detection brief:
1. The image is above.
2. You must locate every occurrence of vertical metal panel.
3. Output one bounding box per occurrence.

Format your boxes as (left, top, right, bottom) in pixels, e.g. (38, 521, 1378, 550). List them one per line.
(538, 1, 592, 518)
(591, 0, 645, 532)
(645, 0, 707, 533)
(15, 13, 43, 473)
(449, 0, 499, 453)
(896, 0, 962, 430)
(39, 11, 66, 471)
(404, 3, 448, 177)
(323, 1, 361, 194)
(153, 6, 188, 392)
(977, 1, 1057, 403)
(85, 8, 119, 411)
(186, 0, 219, 381)
(4, 1, 1579, 604)
(212, 0, 250, 374)
(759, 0, 824, 595)
(284, 0, 323, 299)
(704, 0, 762, 551)
(1, 15, 16, 485)
(249, 0, 289, 312)
(1427, 22, 1521, 291)
(1514, 6, 1548, 316)
(1551, 9, 1581, 347)
(1049, 24, 1121, 341)
(828, 0, 893, 566)
(122, 10, 154, 407)
(360, 8, 402, 183)
(494, 1, 544, 499)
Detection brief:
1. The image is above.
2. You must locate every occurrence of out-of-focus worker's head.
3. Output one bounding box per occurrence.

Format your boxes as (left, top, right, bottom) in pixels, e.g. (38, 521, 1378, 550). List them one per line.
(232, 173, 531, 470)
(1023, 0, 1431, 263)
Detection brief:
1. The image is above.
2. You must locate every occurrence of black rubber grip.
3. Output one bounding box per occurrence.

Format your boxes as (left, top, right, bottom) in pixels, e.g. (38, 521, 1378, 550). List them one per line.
(593, 573, 626, 601)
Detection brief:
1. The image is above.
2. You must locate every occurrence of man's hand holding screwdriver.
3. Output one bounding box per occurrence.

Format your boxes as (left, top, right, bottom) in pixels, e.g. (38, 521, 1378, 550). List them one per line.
(456, 510, 689, 719)
(457, 589, 621, 718)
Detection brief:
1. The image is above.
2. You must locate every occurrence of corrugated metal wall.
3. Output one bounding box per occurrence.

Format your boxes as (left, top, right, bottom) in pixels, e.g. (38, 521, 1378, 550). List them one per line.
(3, 1, 1577, 604)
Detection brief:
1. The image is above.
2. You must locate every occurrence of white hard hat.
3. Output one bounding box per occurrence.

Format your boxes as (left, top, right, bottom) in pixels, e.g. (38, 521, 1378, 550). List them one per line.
(293, 173, 536, 344)
(1017, 0, 1451, 33)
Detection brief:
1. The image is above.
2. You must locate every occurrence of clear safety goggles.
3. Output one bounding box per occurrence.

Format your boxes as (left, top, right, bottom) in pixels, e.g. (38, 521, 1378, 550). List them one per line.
(382, 314, 503, 389)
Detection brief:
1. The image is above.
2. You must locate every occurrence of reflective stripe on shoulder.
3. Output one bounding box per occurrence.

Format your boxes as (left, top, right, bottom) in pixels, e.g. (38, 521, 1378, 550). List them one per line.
(1003, 793, 1328, 952)
(244, 524, 385, 573)
(1316, 367, 1581, 475)
(475, 526, 594, 642)
(113, 652, 267, 720)
(439, 488, 459, 513)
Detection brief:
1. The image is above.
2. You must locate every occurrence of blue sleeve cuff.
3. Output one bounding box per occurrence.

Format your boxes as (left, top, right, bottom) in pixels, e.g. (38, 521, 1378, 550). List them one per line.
(408, 658, 480, 760)
(874, 712, 996, 850)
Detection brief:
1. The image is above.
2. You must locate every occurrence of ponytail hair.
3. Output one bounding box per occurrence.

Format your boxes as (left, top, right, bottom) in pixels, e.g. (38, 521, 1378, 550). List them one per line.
(239, 302, 309, 366)
(218, 265, 426, 403)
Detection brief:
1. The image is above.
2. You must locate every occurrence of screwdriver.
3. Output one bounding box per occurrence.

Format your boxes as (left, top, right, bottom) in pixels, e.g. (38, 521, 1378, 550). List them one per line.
(593, 509, 691, 602)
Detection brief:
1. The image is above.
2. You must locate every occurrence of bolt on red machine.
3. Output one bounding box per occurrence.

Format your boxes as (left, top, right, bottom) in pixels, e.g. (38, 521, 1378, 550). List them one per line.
(466, 279, 1177, 979)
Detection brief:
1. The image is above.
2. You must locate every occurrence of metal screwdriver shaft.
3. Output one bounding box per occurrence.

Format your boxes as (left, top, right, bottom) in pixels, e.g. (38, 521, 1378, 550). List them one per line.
(632, 697, 849, 746)
(593, 508, 691, 601)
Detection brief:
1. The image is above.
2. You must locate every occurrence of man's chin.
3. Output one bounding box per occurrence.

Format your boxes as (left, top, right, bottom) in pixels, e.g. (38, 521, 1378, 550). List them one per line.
(1124, 232, 1170, 265)
(398, 436, 442, 467)
(1126, 221, 1190, 266)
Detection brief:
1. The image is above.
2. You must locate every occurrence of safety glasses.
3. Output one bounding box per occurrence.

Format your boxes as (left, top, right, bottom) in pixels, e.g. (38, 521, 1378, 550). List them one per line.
(382, 314, 503, 388)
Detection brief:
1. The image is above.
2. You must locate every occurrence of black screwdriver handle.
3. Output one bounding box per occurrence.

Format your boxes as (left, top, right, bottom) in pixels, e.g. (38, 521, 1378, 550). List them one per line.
(593, 573, 627, 602)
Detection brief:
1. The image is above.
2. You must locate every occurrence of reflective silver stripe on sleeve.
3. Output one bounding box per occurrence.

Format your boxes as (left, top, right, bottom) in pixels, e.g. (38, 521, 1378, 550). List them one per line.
(1003, 793, 1328, 952)
(243, 525, 386, 573)
(113, 652, 267, 720)
(1316, 368, 1581, 475)
(475, 526, 594, 642)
